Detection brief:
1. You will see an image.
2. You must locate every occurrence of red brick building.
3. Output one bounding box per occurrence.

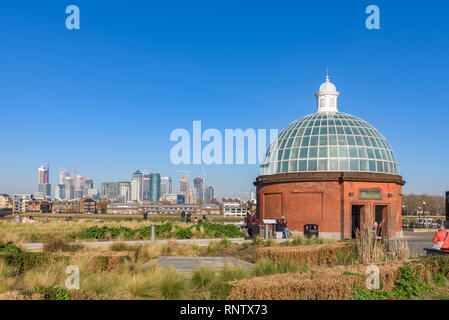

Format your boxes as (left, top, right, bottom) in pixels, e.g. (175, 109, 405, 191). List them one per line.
(256, 75, 405, 239)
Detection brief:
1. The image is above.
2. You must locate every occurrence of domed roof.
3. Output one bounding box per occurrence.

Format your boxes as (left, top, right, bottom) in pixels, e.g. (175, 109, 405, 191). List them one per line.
(260, 76, 399, 176)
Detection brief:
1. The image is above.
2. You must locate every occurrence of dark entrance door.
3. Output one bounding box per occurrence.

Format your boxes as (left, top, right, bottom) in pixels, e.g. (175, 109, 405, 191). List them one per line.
(375, 205, 387, 237)
(351, 205, 363, 239)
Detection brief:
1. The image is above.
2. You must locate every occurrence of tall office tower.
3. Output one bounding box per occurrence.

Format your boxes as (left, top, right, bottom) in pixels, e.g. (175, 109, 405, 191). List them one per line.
(119, 181, 131, 203)
(75, 175, 85, 199)
(149, 173, 161, 202)
(38, 165, 51, 197)
(59, 170, 69, 184)
(64, 176, 75, 200)
(38, 166, 49, 184)
(84, 178, 94, 196)
(204, 186, 214, 203)
(180, 176, 189, 196)
(131, 170, 143, 202)
(142, 174, 151, 201)
(193, 177, 204, 203)
(55, 184, 66, 200)
(160, 176, 172, 196)
(101, 182, 120, 201)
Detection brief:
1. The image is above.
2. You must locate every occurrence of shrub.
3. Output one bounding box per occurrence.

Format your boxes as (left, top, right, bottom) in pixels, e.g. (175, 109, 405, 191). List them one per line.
(43, 238, 83, 252)
(191, 265, 216, 289)
(0, 252, 52, 275)
(158, 267, 186, 300)
(34, 286, 71, 300)
(0, 242, 21, 253)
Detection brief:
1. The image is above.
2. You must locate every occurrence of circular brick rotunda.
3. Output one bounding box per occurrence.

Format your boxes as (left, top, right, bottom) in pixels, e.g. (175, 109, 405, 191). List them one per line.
(255, 75, 405, 240)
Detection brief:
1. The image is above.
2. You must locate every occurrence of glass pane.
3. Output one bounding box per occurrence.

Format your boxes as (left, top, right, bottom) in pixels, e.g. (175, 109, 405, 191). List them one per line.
(318, 160, 328, 171)
(308, 147, 318, 158)
(299, 160, 307, 171)
(318, 147, 328, 158)
(339, 159, 349, 170)
(307, 160, 317, 171)
(329, 159, 338, 170)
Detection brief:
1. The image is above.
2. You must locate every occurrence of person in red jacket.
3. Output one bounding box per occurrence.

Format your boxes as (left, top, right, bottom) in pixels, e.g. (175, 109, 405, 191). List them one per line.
(433, 222, 449, 250)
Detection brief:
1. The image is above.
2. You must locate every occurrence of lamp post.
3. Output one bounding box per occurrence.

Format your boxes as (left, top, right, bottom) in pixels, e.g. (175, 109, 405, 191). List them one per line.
(422, 200, 426, 217)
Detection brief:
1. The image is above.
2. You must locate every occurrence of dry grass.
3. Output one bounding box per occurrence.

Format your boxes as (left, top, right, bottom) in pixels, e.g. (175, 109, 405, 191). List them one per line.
(228, 261, 410, 300)
(356, 229, 410, 264)
(256, 242, 347, 266)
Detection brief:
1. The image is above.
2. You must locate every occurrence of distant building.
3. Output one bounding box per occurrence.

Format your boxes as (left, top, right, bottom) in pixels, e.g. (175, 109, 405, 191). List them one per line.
(107, 203, 142, 215)
(27, 199, 51, 214)
(197, 204, 220, 215)
(79, 197, 96, 214)
(88, 188, 100, 200)
(52, 200, 78, 214)
(194, 177, 204, 203)
(222, 198, 248, 216)
(101, 182, 120, 201)
(180, 176, 189, 202)
(13, 194, 32, 213)
(177, 194, 185, 204)
(204, 186, 214, 203)
(0, 194, 12, 209)
(131, 170, 143, 202)
(160, 176, 172, 196)
(55, 184, 66, 200)
(142, 174, 151, 201)
(149, 173, 161, 202)
(0, 194, 12, 215)
(38, 166, 51, 198)
(162, 193, 178, 204)
(119, 181, 131, 203)
(64, 176, 75, 200)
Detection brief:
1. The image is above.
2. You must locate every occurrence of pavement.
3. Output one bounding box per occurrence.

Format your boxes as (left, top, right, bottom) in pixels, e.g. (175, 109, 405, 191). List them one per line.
(23, 238, 249, 251)
(402, 231, 435, 256)
(157, 257, 254, 272)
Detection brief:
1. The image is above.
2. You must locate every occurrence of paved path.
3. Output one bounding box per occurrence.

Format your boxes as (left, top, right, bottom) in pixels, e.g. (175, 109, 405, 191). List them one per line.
(403, 231, 435, 256)
(24, 238, 250, 251)
(157, 257, 254, 272)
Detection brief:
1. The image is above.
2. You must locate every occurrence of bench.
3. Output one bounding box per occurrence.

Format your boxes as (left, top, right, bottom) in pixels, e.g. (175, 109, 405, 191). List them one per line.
(424, 248, 449, 256)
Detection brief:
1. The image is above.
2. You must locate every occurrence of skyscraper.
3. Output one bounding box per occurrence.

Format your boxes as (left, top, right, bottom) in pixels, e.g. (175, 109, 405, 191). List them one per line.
(180, 176, 189, 203)
(149, 173, 161, 202)
(101, 182, 120, 201)
(131, 170, 142, 202)
(142, 174, 151, 201)
(204, 186, 214, 203)
(38, 166, 51, 197)
(59, 170, 68, 184)
(119, 181, 131, 203)
(194, 177, 204, 203)
(160, 176, 172, 196)
(64, 176, 75, 200)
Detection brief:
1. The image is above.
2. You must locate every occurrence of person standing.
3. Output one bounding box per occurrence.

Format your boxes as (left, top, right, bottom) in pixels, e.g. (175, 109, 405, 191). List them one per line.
(180, 211, 185, 223)
(249, 210, 259, 238)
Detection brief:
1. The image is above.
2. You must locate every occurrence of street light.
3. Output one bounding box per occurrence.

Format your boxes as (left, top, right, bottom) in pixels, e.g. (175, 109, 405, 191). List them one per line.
(422, 200, 426, 217)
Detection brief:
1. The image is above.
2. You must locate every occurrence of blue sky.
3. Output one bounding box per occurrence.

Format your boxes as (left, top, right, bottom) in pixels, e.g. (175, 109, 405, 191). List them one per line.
(1, 0, 448, 198)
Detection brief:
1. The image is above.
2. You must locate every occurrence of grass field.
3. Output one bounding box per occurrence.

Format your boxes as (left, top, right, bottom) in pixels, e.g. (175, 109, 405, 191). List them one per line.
(1, 216, 449, 300)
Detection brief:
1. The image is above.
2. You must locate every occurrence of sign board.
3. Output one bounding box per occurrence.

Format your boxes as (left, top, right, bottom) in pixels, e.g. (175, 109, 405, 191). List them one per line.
(262, 219, 277, 225)
(359, 189, 381, 200)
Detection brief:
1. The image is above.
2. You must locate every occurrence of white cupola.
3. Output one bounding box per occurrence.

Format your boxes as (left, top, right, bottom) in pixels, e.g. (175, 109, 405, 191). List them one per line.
(314, 73, 340, 113)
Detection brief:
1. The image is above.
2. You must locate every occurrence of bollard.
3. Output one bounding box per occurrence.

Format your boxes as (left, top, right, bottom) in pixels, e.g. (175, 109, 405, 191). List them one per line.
(151, 224, 155, 241)
(264, 225, 269, 239)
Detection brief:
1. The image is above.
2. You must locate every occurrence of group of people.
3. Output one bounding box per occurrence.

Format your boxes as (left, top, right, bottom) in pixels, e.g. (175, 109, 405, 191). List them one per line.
(180, 211, 208, 224)
(15, 215, 35, 223)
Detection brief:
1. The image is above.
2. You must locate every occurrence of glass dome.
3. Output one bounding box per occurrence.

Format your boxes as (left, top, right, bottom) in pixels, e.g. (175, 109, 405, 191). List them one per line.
(260, 112, 399, 176)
